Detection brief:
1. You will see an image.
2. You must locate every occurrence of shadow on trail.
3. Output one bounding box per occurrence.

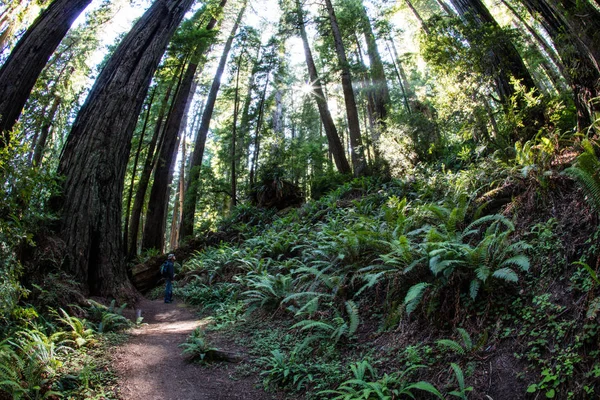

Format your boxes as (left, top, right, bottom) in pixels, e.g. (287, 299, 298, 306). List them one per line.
(114, 299, 279, 400)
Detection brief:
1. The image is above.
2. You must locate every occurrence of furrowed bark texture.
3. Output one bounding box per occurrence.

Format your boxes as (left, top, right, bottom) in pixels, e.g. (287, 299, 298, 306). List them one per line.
(56, 0, 195, 297)
(0, 0, 91, 146)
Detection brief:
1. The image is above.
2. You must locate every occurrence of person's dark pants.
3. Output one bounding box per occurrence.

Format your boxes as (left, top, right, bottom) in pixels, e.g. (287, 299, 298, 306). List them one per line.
(165, 279, 173, 303)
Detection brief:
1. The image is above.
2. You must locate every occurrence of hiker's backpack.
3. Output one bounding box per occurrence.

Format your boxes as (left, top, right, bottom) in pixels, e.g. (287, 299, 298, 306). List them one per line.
(159, 262, 168, 278)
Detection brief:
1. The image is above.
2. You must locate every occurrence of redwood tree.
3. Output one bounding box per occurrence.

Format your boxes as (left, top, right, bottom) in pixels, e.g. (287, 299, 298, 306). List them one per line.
(295, 0, 351, 176)
(0, 0, 91, 147)
(141, 0, 227, 252)
(180, 1, 247, 240)
(324, 0, 367, 176)
(55, 0, 195, 297)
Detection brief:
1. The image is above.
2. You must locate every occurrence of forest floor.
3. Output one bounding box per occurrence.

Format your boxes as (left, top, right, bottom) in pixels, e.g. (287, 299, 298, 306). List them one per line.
(113, 298, 282, 400)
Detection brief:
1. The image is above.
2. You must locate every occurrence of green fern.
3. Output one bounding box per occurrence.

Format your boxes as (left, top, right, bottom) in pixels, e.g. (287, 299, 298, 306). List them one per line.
(404, 282, 430, 316)
(564, 139, 600, 214)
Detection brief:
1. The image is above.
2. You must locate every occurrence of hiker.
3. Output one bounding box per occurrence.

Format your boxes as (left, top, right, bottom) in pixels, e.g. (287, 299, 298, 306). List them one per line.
(163, 254, 175, 303)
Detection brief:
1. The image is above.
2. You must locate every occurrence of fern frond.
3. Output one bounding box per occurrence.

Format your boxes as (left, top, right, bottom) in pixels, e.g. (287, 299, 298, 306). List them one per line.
(465, 214, 514, 233)
(405, 283, 430, 316)
(565, 165, 600, 213)
(405, 382, 444, 399)
(345, 300, 359, 335)
(469, 280, 481, 300)
(456, 328, 472, 350)
(436, 339, 465, 355)
(291, 319, 335, 332)
(500, 255, 530, 272)
(492, 267, 519, 282)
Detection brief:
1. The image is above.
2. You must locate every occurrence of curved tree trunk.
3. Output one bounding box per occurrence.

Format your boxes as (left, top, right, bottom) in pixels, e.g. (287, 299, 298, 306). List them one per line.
(123, 87, 157, 254)
(0, 0, 91, 147)
(55, 0, 195, 297)
(324, 0, 367, 176)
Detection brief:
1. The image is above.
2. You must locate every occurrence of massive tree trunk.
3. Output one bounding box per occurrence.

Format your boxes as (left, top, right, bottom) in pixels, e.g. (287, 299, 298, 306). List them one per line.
(180, 2, 246, 241)
(295, 0, 351, 176)
(141, 58, 190, 253)
(138, 1, 225, 252)
(0, 0, 91, 147)
(520, 0, 600, 130)
(324, 0, 367, 176)
(55, 0, 195, 297)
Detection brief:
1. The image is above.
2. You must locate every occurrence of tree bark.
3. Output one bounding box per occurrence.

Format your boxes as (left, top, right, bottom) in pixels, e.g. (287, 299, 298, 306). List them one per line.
(180, 2, 247, 241)
(324, 0, 367, 176)
(0, 0, 91, 147)
(141, 56, 191, 253)
(249, 72, 270, 189)
(55, 0, 195, 297)
(358, 3, 390, 154)
(295, 0, 351, 176)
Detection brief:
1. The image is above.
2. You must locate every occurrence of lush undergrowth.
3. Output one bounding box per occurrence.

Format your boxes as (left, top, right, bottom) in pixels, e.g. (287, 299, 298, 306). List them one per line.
(0, 294, 135, 399)
(173, 145, 600, 399)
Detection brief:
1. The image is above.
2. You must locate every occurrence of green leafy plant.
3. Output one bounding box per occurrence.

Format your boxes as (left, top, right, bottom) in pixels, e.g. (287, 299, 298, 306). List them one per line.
(242, 272, 293, 312)
(436, 328, 487, 356)
(291, 300, 360, 347)
(260, 349, 314, 391)
(320, 360, 443, 399)
(447, 363, 473, 399)
(564, 139, 600, 214)
(179, 328, 218, 362)
(55, 308, 95, 348)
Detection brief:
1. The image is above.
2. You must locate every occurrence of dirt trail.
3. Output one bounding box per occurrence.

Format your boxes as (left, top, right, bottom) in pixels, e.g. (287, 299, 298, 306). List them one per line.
(113, 298, 278, 400)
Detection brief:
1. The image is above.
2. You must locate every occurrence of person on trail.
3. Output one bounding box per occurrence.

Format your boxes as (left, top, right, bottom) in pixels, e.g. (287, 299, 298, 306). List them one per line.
(164, 254, 175, 303)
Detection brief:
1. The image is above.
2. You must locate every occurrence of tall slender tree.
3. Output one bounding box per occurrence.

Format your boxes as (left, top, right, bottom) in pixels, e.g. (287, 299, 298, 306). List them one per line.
(0, 0, 92, 147)
(180, 0, 247, 240)
(294, 0, 351, 176)
(142, 1, 227, 252)
(324, 0, 367, 176)
(54, 0, 195, 297)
